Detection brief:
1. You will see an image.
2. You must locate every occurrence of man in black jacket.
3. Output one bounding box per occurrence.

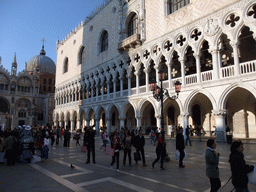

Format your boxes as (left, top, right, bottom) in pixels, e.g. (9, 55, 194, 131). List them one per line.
(134, 129, 147, 167)
(85, 127, 96, 164)
(176, 127, 185, 168)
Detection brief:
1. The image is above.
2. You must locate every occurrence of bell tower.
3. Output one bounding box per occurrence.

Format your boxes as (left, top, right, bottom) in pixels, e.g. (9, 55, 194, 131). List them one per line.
(11, 53, 17, 76)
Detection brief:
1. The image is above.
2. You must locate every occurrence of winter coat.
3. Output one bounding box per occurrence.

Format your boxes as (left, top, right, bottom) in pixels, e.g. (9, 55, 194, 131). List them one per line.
(205, 148, 220, 178)
(176, 133, 185, 152)
(229, 151, 254, 188)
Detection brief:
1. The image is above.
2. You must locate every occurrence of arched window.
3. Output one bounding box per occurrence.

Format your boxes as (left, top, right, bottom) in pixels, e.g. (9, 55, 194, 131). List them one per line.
(79, 46, 85, 64)
(63, 58, 69, 73)
(49, 78, 52, 85)
(18, 109, 26, 118)
(101, 31, 108, 52)
(44, 79, 47, 84)
(128, 14, 138, 37)
(48, 86, 51, 92)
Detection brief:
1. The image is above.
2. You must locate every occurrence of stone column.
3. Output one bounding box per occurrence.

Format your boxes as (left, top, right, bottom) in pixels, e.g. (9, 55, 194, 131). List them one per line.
(95, 119, 100, 133)
(144, 68, 149, 92)
(120, 118, 125, 129)
(107, 82, 110, 99)
(168, 62, 172, 88)
(128, 75, 131, 95)
(136, 116, 141, 128)
(77, 118, 81, 130)
(71, 119, 74, 132)
(212, 110, 227, 141)
(120, 78, 123, 97)
(179, 58, 185, 85)
(194, 53, 201, 83)
(231, 41, 240, 76)
(156, 115, 161, 130)
(135, 71, 140, 94)
(86, 119, 90, 127)
(96, 86, 99, 102)
(64, 120, 67, 130)
(113, 79, 117, 98)
(211, 49, 220, 80)
(106, 119, 111, 135)
(182, 113, 189, 137)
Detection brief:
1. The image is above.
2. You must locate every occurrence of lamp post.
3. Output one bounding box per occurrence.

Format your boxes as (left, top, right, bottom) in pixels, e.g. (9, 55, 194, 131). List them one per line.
(150, 69, 181, 141)
(28, 105, 42, 127)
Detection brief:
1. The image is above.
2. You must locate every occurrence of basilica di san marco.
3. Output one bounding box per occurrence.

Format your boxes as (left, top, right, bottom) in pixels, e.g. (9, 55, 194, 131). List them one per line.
(0, 45, 55, 129)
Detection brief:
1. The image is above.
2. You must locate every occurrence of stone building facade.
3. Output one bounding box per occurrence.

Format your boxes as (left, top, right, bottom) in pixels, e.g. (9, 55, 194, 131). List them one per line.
(0, 46, 56, 128)
(54, 0, 256, 140)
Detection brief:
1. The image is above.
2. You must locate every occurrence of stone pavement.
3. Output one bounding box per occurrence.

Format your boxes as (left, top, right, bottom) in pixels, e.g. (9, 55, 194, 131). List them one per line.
(1, 134, 256, 192)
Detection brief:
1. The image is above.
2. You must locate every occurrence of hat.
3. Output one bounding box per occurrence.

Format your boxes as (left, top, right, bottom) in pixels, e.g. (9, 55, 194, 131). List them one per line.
(25, 125, 31, 130)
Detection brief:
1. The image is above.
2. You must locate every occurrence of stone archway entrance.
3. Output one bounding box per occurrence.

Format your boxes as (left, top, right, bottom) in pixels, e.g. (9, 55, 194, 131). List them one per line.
(225, 87, 256, 138)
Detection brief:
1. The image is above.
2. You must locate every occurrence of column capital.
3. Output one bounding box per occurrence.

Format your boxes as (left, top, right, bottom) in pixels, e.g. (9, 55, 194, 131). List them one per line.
(212, 109, 227, 116)
(181, 112, 189, 118)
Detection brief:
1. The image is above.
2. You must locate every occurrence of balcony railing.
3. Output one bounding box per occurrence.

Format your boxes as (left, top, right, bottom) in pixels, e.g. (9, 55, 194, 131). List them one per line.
(118, 33, 141, 51)
(221, 65, 234, 78)
(201, 70, 213, 82)
(185, 74, 197, 85)
(240, 60, 256, 75)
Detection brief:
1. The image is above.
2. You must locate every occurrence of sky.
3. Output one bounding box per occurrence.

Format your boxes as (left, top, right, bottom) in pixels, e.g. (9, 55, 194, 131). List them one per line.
(0, 0, 106, 73)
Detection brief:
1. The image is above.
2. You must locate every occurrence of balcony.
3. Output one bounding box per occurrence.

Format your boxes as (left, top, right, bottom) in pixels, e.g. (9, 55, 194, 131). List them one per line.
(118, 33, 141, 51)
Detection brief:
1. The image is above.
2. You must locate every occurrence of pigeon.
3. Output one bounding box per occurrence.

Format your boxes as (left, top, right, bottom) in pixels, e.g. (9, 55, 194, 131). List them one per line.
(71, 164, 75, 169)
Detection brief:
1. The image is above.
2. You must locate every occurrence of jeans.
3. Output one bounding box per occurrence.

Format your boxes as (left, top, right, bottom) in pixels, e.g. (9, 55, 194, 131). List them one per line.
(111, 151, 119, 169)
(123, 148, 131, 165)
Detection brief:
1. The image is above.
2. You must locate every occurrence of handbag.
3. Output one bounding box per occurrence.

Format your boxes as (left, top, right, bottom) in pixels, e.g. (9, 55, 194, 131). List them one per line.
(248, 166, 256, 185)
(151, 133, 155, 137)
(134, 152, 141, 161)
(106, 145, 114, 156)
(81, 146, 87, 152)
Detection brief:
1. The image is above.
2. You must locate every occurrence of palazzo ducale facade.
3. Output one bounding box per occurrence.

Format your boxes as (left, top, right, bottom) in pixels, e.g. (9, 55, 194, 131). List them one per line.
(54, 0, 256, 141)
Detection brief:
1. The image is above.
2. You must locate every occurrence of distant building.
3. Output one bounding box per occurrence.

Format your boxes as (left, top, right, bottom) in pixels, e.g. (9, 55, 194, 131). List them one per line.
(0, 45, 55, 128)
(54, 0, 256, 140)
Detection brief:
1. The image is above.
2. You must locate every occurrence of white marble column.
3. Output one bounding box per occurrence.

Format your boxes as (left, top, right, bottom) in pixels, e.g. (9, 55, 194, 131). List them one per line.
(77, 118, 81, 130)
(135, 71, 139, 94)
(71, 120, 74, 132)
(194, 53, 201, 83)
(120, 78, 123, 97)
(179, 59, 185, 85)
(113, 80, 117, 98)
(86, 119, 90, 127)
(213, 110, 227, 141)
(167, 63, 172, 88)
(96, 86, 99, 101)
(211, 49, 220, 80)
(144, 69, 149, 92)
(120, 118, 125, 129)
(95, 119, 100, 133)
(231, 41, 240, 76)
(128, 76, 131, 95)
(136, 116, 141, 128)
(156, 116, 161, 130)
(107, 119, 111, 135)
(107, 83, 110, 99)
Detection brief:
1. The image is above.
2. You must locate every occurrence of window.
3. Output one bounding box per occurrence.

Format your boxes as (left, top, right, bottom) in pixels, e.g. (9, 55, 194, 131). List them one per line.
(128, 14, 138, 37)
(79, 46, 85, 64)
(101, 31, 108, 52)
(63, 58, 69, 73)
(18, 109, 26, 118)
(44, 79, 47, 84)
(49, 78, 52, 85)
(168, 0, 190, 14)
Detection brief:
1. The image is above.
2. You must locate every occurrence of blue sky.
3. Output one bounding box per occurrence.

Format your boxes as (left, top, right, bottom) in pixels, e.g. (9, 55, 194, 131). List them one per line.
(0, 0, 105, 73)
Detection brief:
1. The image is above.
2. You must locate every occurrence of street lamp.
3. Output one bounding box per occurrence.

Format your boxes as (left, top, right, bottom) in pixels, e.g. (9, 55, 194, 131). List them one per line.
(150, 69, 181, 141)
(28, 105, 42, 127)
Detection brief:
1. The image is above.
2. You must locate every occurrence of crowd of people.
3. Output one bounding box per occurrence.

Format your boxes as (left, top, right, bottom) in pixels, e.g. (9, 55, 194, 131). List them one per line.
(1, 123, 255, 191)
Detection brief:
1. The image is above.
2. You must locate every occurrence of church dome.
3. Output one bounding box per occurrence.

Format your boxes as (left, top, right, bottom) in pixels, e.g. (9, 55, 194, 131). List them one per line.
(26, 46, 55, 74)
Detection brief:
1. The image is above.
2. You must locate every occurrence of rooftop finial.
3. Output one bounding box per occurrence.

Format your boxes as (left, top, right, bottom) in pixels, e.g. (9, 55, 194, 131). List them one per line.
(40, 37, 46, 55)
(13, 52, 17, 64)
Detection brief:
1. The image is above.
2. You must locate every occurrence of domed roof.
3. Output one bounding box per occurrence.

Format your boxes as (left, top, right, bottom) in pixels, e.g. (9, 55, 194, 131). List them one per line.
(26, 46, 55, 74)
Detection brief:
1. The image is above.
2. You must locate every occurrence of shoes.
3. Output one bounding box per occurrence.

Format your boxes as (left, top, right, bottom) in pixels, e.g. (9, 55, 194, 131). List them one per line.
(116, 169, 120, 172)
(85, 161, 90, 164)
(143, 164, 147, 167)
(160, 167, 165, 170)
(179, 165, 185, 168)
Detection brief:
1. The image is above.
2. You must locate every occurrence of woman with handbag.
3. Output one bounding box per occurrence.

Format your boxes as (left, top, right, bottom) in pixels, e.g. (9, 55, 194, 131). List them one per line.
(110, 134, 122, 172)
(152, 133, 166, 170)
(229, 140, 254, 192)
